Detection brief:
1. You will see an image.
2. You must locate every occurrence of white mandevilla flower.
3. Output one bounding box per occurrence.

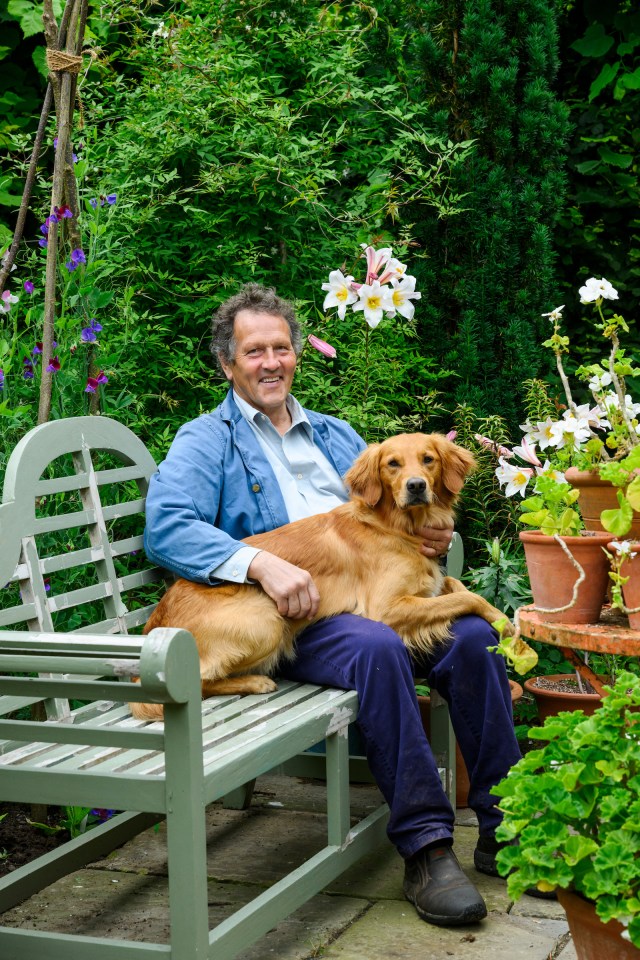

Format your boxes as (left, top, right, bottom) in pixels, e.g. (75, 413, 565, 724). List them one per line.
(321, 269, 358, 320)
(495, 457, 534, 497)
(541, 305, 565, 323)
(588, 371, 612, 392)
(386, 276, 421, 320)
(353, 280, 394, 328)
(578, 276, 619, 303)
(0, 290, 19, 314)
(536, 460, 566, 483)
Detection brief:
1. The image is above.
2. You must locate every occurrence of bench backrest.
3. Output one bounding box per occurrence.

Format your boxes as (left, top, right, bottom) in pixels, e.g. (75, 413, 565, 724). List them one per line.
(0, 416, 167, 652)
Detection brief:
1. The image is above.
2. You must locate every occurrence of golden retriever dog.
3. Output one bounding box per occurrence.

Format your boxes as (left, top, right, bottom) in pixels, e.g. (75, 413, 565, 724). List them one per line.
(131, 433, 511, 720)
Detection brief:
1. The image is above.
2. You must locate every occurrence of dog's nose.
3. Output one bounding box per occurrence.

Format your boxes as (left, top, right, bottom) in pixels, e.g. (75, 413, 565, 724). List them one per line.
(406, 478, 427, 495)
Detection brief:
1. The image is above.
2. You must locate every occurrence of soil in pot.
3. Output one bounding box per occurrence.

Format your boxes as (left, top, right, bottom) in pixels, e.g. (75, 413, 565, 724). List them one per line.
(519, 530, 611, 624)
(418, 680, 523, 807)
(524, 674, 603, 722)
(557, 888, 639, 960)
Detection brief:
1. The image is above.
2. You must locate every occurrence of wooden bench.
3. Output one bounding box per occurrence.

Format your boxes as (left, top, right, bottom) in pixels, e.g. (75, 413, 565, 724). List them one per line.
(0, 415, 457, 960)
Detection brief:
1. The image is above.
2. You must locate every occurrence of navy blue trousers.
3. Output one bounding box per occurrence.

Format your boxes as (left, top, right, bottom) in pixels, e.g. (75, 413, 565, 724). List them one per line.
(278, 614, 522, 860)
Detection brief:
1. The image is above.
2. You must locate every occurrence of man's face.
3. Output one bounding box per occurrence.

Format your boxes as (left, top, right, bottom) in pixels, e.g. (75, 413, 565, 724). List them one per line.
(220, 310, 297, 420)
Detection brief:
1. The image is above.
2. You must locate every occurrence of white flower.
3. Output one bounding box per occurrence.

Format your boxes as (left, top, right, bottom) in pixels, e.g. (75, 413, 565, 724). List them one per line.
(495, 457, 534, 497)
(1, 251, 16, 272)
(378, 258, 408, 284)
(0, 290, 19, 314)
(321, 270, 358, 320)
(609, 540, 638, 560)
(541, 305, 565, 322)
(152, 23, 170, 37)
(525, 418, 560, 450)
(512, 437, 542, 467)
(588, 371, 612, 392)
(352, 280, 394, 328)
(536, 460, 566, 484)
(549, 414, 591, 450)
(386, 276, 421, 320)
(579, 276, 619, 303)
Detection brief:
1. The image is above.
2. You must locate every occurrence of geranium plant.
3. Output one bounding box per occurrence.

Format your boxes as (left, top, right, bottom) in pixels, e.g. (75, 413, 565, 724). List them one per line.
(494, 670, 640, 948)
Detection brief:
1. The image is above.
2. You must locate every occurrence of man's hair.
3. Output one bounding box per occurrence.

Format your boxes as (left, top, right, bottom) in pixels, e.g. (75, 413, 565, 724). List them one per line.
(210, 282, 303, 373)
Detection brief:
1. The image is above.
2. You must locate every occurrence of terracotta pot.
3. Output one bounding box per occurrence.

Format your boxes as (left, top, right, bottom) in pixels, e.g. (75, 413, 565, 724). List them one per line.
(614, 545, 640, 630)
(519, 530, 612, 623)
(557, 888, 639, 960)
(524, 673, 603, 721)
(417, 680, 523, 807)
(566, 467, 640, 538)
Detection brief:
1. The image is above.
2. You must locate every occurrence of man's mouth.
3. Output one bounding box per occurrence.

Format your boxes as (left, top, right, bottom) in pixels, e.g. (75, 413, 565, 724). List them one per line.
(260, 377, 281, 384)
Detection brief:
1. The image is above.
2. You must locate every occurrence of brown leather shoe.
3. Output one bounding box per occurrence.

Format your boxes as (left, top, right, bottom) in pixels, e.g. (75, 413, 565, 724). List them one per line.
(403, 845, 487, 926)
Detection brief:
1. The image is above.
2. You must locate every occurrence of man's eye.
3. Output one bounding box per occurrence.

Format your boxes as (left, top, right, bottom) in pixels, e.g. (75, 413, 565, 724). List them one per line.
(246, 349, 263, 357)
(423, 455, 434, 464)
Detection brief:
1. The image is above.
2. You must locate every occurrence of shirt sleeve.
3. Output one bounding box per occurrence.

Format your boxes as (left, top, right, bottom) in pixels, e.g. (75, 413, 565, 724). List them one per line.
(209, 545, 262, 584)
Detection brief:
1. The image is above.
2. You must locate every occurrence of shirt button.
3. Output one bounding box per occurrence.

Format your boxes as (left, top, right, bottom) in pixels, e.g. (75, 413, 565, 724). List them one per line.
(297, 473, 303, 480)
(232, 569, 239, 578)
(252, 483, 260, 492)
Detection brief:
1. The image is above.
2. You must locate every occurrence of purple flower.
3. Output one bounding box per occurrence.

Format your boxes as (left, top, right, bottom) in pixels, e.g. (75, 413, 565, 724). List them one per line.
(38, 238, 48, 249)
(55, 204, 73, 219)
(90, 808, 116, 821)
(71, 248, 86, 265)
(54, 137, 58, 148)
(46, 356, 61, 373)
(106, 194, 117, 205)
(32, 342, 42, 355)
(85, 369, 108, 393)
(24, 280, 35, 294)
(89, 198, 98, 209)
(23, 358, 34, 379)
(81, 326, 97, 343)
(90, 318, 102, 332)
(40, 223, 49, 236)
(44, 579, 51, 592)
(0, 369, 4, 388)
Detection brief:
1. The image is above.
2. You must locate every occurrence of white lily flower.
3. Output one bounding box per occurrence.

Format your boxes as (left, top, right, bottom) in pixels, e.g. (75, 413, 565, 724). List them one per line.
(526, 418, 560, 450)
(512, 437, 542, 467)
(495, 457, 534, 497)
(541, 305, 565, 323)
(321, 270, 358, 320)
(353, 280, 394, 328)
(378, 258, 408, 284)
(387, 276, 421, 320)
(549, 415, 591, 450)
(579, 276, 619, 302)
(536, 460, 566, 483)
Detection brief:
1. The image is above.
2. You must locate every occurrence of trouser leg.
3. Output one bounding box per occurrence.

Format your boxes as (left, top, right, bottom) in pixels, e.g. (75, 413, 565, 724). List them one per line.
(419, 614, 522, 835)
(279, 614, 455, 859)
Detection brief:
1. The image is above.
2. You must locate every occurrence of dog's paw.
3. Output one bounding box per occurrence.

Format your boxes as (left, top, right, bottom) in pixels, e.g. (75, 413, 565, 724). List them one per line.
(245, 676, 278, 694)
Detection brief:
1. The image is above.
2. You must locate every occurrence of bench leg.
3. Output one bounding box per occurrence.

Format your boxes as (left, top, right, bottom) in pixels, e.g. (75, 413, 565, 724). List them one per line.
(164, 700, 210, 959)
(429, 690, 456, 806)
(222, 779, 256, 810)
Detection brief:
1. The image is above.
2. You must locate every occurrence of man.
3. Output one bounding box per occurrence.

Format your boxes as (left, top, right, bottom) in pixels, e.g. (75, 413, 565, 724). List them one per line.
(144, 282, 522, 928)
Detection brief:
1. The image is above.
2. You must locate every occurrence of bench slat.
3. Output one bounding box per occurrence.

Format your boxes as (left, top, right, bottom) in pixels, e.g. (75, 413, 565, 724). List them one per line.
(0, 603, 36, 627)
(101, 499, 145, 521)
(32, 508, 97, 534)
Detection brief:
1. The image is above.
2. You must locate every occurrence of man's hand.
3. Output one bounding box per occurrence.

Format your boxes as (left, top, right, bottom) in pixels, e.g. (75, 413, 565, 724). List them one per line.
(416, 523, 454, 559)
(248, 551, 320, 620)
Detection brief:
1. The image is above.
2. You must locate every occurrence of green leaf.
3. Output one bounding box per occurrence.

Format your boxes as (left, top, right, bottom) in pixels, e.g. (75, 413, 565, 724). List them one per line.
(626, 476, 640, 512)
(598, 145, 633, 168)
(601, 492, 633, 536)
(571, 23, 615, 58)
(7, 0, 45, 39)
(589, 63, 620, 101)
(618, 67, 640, 91)
(31, 44, 47, 79)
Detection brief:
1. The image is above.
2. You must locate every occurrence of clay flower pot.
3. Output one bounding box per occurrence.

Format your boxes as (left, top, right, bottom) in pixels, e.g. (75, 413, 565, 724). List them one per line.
(524, 673, 603, 722)
(557, 888, 638, 960)
(566, 467, 640, 538)
(519, 530, 612, 624)
(614, 546, 640, 630)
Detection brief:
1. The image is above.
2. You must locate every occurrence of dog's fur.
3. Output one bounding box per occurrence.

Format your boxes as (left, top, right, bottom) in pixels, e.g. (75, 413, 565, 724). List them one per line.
(131, 433, 510, 721)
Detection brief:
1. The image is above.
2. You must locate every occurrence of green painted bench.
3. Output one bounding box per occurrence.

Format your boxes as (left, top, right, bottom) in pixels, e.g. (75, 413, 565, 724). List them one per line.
(0, 415, 458, 960)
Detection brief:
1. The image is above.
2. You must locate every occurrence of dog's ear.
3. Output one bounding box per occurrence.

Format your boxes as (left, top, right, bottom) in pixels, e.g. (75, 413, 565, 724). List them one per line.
(345, 444, 383, 507)
(440, 440, 476, 498)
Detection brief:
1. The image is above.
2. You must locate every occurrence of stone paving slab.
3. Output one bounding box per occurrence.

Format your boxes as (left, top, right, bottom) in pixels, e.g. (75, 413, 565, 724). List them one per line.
(1, 868, 368, 960)
(318, 900, 568, 960)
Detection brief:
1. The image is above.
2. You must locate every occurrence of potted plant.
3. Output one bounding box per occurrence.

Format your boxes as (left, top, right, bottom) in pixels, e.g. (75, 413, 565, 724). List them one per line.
(494, 670, 640, 959)
(606, 540, 640, 631)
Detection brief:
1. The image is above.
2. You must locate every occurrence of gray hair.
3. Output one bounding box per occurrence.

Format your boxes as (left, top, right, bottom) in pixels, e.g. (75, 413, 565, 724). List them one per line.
(210, 283, 303, 373)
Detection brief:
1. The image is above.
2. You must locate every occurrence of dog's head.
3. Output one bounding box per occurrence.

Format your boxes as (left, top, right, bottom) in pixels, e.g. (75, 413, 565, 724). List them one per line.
(345, 433, 476, 512)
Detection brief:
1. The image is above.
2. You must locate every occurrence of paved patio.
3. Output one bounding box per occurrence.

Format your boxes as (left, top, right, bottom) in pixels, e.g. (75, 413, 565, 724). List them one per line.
(2, 773, 575, 959)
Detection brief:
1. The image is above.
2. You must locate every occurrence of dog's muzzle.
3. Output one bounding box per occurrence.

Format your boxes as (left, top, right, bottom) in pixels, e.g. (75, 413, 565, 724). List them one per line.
(404, 477, 429, 506)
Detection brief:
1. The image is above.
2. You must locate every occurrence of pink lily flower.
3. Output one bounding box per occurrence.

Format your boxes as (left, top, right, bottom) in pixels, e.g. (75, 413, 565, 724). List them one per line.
(512, 437, 542, 467)
(361, 244, 392, 284)
(445, 430, 457, 441)
(307, 334, 337, 358)
(474, 434, 514, 459)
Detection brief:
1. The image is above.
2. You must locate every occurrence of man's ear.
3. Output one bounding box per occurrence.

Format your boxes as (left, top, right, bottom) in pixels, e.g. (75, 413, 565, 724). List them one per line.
(219, 353, 234, 383)
(345, 444, 383, 507)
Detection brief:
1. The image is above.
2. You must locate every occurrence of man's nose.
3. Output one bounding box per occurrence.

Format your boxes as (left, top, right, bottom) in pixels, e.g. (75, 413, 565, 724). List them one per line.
(261, 348, 281, 366)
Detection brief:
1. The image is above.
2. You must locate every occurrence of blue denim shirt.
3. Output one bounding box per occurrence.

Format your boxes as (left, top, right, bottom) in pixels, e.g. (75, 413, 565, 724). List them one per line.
(143, 391, 367, 583)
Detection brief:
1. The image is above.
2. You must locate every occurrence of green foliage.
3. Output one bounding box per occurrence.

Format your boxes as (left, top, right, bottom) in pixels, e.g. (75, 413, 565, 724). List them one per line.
(495, 670, 640, 945)
(519, 474, 583, 535)
(463, 537, 532, 617)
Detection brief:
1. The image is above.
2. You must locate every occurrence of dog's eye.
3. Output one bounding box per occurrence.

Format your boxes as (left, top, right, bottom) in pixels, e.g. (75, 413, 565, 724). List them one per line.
(423, 455, 434, 464)
(388, 459, 400, 468)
